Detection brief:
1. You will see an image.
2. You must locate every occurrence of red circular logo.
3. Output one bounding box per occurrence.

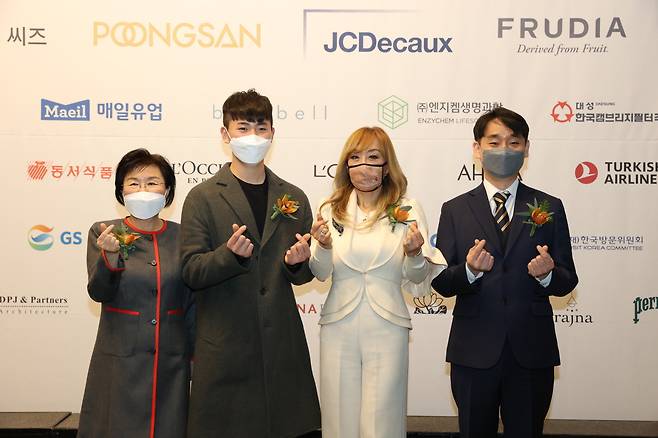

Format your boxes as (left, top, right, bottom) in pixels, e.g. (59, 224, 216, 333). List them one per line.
(551, 101, 574, 123)
(575, 162, 598, 184)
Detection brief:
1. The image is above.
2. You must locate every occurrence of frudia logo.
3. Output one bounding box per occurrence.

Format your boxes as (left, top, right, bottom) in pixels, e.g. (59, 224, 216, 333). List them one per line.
(324, 32, 452, 53)
(633, 296, 658, 324)
(41, 99, 90, 121)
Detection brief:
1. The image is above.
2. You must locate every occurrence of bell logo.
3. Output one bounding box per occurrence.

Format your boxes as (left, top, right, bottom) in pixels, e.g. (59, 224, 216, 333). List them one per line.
(575, 162, 598, 184)
(551, 101, 574, 123)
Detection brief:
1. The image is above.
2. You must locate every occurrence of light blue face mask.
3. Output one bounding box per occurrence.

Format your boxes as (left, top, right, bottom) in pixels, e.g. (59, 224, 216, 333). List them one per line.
(481, 149, 524, 178)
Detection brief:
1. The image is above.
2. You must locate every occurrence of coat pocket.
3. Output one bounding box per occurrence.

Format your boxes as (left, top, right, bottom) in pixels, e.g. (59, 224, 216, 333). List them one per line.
(159, 309, 188, 356)
(97, 306, 139, 357)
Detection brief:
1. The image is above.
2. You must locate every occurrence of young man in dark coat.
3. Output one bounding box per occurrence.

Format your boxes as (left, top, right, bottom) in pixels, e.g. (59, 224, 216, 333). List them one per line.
(181, 89, 320, 438)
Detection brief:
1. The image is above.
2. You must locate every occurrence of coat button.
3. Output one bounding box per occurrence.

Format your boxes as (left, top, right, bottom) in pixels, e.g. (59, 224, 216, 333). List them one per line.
(151, 318, 157, 325)
(260, 287, 267, 296)
(150, 260, 157, 266)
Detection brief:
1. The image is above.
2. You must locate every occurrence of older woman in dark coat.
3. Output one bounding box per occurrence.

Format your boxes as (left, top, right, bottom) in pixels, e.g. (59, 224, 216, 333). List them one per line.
(78, 149, 194, 438)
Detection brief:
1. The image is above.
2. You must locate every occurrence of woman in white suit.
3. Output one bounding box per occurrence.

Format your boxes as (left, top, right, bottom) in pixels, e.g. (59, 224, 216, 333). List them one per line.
(309, 126, 447, 438)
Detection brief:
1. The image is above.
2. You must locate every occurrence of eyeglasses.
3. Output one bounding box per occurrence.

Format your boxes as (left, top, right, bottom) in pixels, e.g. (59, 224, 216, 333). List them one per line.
(123, 181, 165, 190)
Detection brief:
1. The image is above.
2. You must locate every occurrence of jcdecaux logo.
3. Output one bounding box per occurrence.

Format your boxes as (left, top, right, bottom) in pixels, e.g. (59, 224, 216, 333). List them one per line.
(324, 31, 452, 54)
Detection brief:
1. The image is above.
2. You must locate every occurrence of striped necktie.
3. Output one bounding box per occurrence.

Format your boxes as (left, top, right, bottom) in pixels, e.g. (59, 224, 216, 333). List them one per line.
(493, 191, 511, 234)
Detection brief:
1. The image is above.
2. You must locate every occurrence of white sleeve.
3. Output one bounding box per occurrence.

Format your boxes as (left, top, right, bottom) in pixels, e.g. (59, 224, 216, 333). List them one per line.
(401, 199, 448, 297)
(309, 201, 334, 281)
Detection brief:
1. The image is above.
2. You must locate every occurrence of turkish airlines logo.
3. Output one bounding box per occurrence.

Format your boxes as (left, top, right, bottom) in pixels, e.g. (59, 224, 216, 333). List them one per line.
(575, 162, 598, 184)
(551, 101, 574, 123)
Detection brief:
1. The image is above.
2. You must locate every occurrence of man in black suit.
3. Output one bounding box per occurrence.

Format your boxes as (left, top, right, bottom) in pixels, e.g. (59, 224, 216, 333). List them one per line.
(431, 107, 578, 438)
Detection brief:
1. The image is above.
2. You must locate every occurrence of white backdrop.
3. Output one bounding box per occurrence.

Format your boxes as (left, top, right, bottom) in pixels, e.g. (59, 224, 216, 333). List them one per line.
(1, 0, 657, 421)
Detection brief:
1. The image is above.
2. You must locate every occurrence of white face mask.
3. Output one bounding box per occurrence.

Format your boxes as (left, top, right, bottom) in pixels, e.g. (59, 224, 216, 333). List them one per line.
(228, 134, 272, 164)
(124, 191, 166, 220)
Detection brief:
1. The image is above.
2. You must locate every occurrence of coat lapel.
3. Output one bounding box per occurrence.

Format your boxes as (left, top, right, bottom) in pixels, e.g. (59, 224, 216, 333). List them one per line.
(504, 182, 536, 257)
(332, 192, 366, 272)
(260, 167, 284, 249)
(466, 184, 503, 255)
(215, 165, 261, 244)
(332, 191, 403, 272)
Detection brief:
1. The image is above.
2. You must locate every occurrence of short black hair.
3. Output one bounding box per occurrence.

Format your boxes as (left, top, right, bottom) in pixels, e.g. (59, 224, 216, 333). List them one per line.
(114, 148, 176, 207)
(473, 107, 529, 142)
(222, 89, 273, 128)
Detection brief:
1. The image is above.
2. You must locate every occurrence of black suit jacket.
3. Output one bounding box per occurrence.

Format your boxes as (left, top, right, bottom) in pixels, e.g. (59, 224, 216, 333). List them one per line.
(431, 182, 578, 369)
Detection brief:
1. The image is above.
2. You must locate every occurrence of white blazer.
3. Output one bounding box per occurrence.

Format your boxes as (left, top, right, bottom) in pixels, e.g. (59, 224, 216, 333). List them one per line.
(310, 192, 447, 329)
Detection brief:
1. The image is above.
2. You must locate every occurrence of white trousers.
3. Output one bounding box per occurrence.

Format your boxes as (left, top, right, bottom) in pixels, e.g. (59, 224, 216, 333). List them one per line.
(320, 299, 409, 438)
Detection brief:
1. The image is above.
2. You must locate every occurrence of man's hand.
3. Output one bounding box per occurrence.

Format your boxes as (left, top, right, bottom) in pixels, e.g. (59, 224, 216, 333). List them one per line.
(227, 224, 254, 258)
(528, 245, 554, 279)
(285, 233, 311, 265)
(466, 239, 494, 275)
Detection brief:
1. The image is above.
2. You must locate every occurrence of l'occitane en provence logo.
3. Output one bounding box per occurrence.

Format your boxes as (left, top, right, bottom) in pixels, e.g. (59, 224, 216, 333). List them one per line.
(93, 22, 261, 48)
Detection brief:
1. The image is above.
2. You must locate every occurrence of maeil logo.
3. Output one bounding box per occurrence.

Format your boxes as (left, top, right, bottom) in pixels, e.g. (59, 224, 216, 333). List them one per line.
(41, 99, 90, 121)
(575, 162, 598, 184)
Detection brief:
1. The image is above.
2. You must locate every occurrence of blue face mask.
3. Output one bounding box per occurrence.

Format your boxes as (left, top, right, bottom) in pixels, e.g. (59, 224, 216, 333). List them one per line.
(481, 149, 524, 178)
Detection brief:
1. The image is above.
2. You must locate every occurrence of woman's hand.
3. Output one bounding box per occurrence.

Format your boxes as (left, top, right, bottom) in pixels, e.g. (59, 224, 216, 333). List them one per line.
(403, 222, 424, 257)
(97, 223, 120, 253)
(310, 211, 332, 249)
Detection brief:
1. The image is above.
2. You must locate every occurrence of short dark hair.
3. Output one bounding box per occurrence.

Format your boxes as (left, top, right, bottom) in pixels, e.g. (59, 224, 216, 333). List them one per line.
(222, 89, 273, 128)
(473, 107, 529, 142)
(114, 148, 176, 207)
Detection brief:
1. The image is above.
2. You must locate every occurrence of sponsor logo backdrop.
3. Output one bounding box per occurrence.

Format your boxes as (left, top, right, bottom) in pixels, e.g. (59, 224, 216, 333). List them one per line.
(1, 0, 656, 421)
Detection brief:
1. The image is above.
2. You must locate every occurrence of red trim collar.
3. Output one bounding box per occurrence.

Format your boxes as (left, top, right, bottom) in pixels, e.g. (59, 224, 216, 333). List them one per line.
(123, 217, 168, 235)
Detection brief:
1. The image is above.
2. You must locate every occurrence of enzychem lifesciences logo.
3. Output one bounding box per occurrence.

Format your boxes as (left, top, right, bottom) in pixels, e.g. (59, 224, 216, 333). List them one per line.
(575, 162, 598, 184)
(28, 225, 54, 251)
(378, 96, 408, 129)
(551, 101, 574, 123)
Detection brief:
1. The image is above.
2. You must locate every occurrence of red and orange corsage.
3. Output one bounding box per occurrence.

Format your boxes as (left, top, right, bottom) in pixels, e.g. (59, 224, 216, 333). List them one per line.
(517, 198, 554, 237)
(386, 202, 416, 232)
(271, 194, 300, 220)
(113, 224, 141, 259)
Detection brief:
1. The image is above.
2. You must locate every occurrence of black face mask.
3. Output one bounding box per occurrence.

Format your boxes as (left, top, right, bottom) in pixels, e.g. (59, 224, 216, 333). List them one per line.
(347, 162, 387, 192)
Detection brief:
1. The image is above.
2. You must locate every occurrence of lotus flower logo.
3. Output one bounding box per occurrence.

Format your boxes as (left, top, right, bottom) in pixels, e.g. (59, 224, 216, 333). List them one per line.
(413, 292, 447, 314)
